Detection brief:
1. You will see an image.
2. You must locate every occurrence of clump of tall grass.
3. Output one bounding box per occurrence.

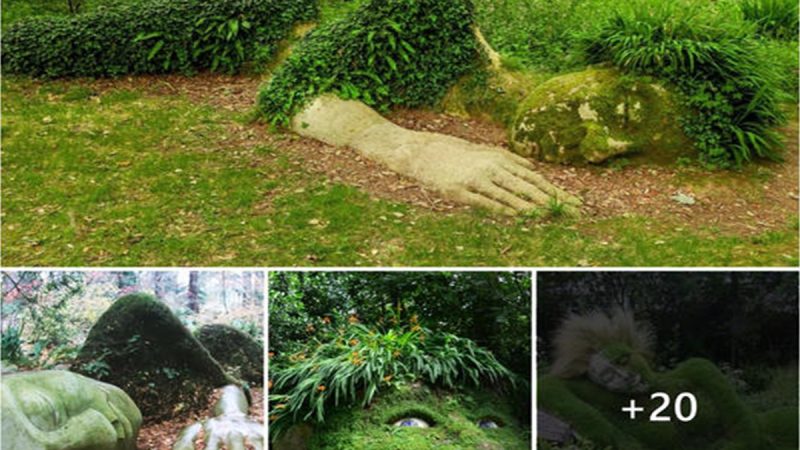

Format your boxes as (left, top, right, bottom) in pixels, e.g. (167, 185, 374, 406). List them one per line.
(740, 0, 799, 40)
(584, 0, 787, 166)
(268, 322, 514, 435)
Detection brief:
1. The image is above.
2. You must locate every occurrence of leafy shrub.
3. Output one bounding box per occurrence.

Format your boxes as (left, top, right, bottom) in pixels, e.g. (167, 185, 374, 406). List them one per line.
(257, 0, 484, 126)
(584, 0, 787, 166)
(740, 0, 799, 40)
(269, 323, 514, 435)
(1, 325, 24, 363)
(2, 0, 317, 77)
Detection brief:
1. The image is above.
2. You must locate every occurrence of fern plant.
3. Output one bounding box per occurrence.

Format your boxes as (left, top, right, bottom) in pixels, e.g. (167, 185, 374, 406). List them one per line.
(268, 322, 514, 436)
(583, 0, 786, 166)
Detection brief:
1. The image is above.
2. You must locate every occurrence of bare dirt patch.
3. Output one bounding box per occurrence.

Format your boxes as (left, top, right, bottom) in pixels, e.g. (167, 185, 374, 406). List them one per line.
(75, 73, 798, 235)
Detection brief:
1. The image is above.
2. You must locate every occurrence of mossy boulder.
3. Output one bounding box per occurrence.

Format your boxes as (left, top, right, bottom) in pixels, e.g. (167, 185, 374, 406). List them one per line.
(510, 68, 694, 165)
(195, 324, 264, 385)
(75, 293, 235, 420)
(1, 370, 141, 450)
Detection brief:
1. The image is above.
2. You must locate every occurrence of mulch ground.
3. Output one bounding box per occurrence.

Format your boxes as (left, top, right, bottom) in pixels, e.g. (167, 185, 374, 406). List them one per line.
(67, 73, 800, 235)
(136, 387, 264, 450)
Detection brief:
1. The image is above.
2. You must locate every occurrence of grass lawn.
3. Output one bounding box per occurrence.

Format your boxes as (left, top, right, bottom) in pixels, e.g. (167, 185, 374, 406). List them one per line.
(2, 77, 797, 267)
(2, 0, 797, 267)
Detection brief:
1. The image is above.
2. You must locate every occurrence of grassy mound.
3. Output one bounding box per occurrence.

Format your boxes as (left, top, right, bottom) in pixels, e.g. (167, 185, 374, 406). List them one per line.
(196, 324, 264, 385)
(75, 293, 233, 420)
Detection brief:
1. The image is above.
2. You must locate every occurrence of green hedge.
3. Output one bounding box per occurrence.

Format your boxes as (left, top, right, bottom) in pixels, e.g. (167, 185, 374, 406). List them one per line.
(2, 0, 318, 78)
(257, 0, 484, 126)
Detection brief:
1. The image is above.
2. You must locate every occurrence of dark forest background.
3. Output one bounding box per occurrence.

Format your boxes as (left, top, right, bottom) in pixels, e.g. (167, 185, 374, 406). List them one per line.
(270, 271, 532, 378)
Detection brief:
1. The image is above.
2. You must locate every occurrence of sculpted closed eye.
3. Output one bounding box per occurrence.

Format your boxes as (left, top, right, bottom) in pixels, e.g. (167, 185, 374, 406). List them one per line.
(393, 418, 430, 428)
(477, 418, 501, 429)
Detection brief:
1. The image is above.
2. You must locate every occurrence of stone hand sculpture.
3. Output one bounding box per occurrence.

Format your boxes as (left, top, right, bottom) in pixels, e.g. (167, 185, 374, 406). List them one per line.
(1, 370, 141, 450)
(292, 95, 581, 216)
(173, 385, 263, 450)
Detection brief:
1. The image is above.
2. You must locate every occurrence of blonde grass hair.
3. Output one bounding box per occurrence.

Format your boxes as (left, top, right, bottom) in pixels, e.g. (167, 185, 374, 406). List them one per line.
(549, 308, 654, 378)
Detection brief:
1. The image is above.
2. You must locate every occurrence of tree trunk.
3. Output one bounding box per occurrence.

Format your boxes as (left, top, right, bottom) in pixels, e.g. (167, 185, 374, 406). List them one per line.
(187, 272, 200, 313)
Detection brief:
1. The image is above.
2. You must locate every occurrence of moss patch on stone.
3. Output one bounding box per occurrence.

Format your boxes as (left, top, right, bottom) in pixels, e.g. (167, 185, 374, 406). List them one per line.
(75, 293, 234, 420)
(511, 67, 695, 165)
(195, 324, 263, 385)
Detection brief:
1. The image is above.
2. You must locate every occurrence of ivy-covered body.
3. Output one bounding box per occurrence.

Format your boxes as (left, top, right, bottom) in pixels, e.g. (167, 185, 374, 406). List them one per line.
(257, 0, 484, 125)
(1, 0, 317, 77)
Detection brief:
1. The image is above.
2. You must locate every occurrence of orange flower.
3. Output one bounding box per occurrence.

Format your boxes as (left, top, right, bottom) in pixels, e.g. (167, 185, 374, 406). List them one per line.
(349, 338, 359, 346)
(268, 352, 275, 358)
(411, 325, 421, 332)
(383, 375, 393, 382)
(275, 403, 287, 409)
(268, 379, 273, 389)
(322, 316, 332, 324)
(348, 314, 359, 324)
(317, 385, 327, 391)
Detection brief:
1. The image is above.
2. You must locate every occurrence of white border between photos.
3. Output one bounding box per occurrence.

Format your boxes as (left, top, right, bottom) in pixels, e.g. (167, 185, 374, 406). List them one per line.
(2, 267, 798, 450)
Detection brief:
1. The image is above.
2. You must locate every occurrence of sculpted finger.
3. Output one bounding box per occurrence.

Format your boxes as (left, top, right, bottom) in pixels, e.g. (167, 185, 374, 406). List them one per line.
(477, 182, 538, 212)
(494, 172, 551, 206)
(228, 434, 247, 450)
(205, 434, 221, 450)
(252, 437, 265, 450)
(503, 151, 537, 169)
(452, 189, 517, 215)
(502, 163, 582, 206)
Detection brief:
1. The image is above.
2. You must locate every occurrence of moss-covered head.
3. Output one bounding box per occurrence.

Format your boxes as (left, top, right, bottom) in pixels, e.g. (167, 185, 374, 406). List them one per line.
(510, 68, 695, 165)
(274, 384, 530, 450)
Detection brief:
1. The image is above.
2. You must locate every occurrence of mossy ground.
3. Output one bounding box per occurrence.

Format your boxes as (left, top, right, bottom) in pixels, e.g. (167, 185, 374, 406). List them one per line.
(2, 76, 797, 266)
(301, 386, 530, 450)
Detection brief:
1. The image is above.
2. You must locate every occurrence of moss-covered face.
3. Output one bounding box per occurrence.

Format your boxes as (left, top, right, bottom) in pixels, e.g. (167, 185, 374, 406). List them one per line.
(587, 344, 651, 393)
(301, 384, 530, 450)
(1, 370, 142, 450)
